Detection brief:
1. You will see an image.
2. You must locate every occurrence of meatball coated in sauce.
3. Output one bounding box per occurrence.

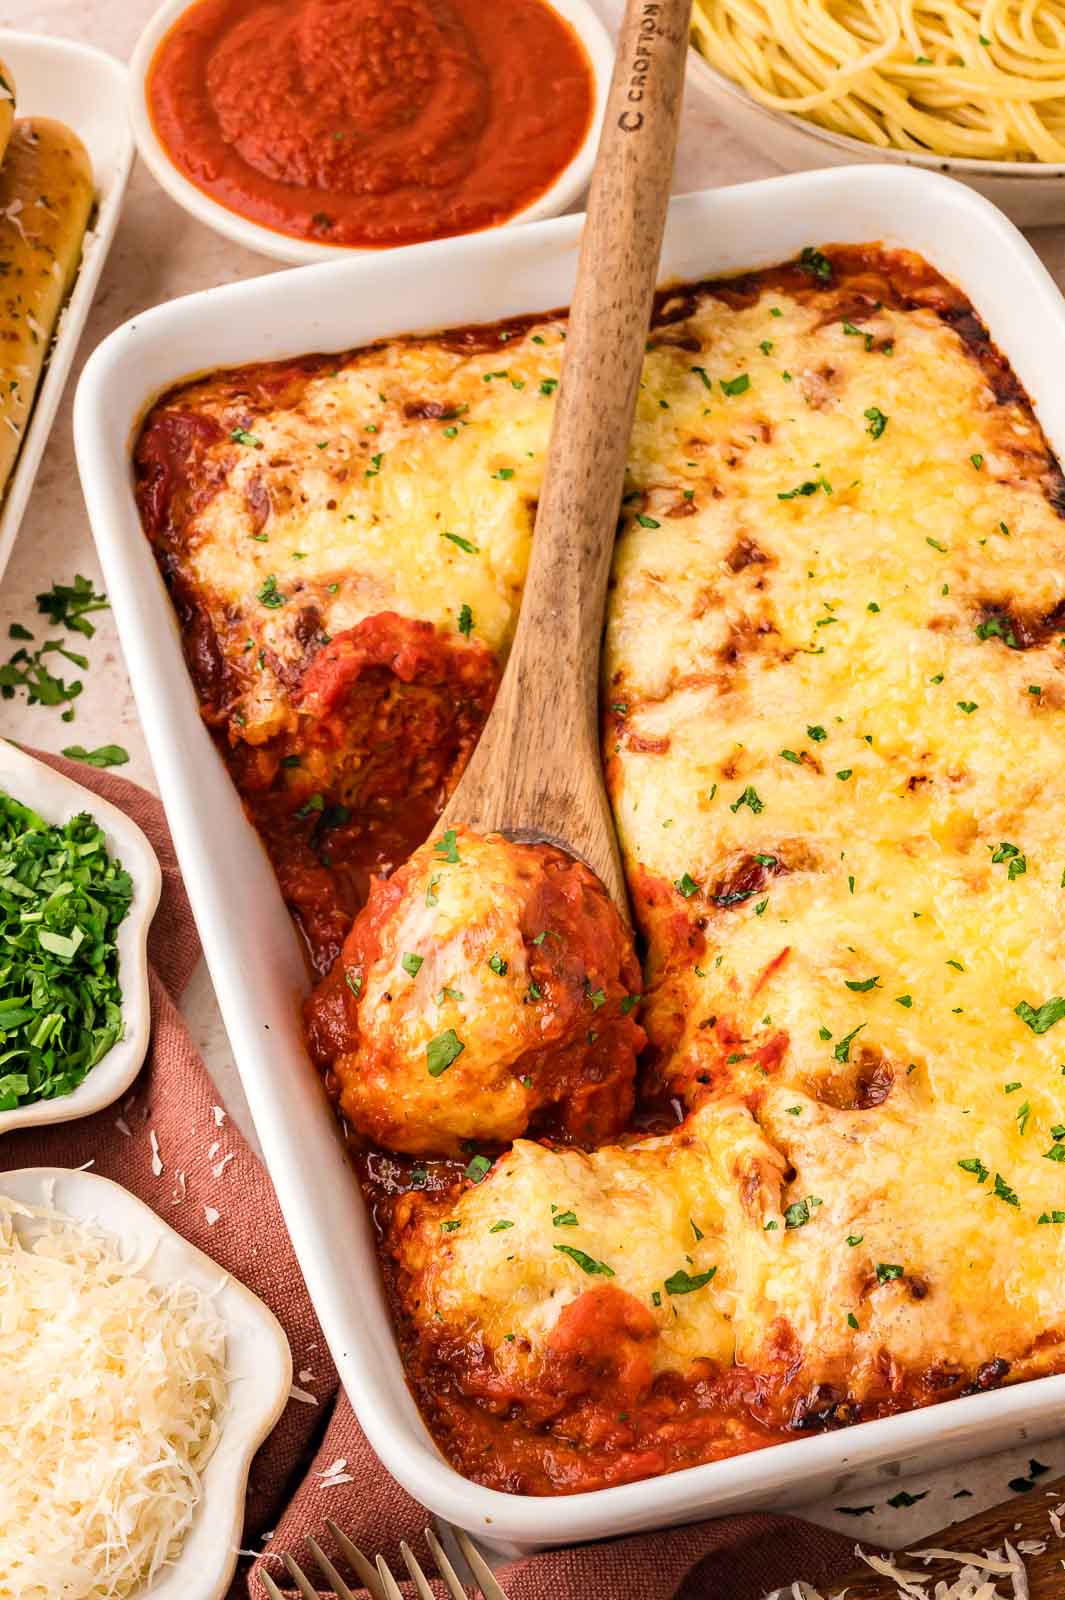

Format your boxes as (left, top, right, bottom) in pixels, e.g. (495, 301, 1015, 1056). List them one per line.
(305, 827, 643, 1158)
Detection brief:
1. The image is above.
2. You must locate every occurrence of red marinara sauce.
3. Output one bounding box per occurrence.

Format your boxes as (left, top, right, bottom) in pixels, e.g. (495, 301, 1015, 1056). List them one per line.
(147, 0, 595, 249)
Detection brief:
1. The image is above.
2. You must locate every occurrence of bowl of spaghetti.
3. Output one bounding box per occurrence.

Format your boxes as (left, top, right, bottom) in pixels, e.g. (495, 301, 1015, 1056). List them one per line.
(688, 0, 1065, 226)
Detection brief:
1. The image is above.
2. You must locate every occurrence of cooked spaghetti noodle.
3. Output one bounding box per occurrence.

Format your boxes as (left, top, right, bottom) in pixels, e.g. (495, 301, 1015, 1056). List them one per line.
(690, 0, 1065, 161)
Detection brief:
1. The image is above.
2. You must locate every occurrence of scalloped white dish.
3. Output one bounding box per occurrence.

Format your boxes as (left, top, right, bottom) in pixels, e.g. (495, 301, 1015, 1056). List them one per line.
(0, 740, 161, 1133)
(0, 1166, 292, 1599)
(0, 31, 133, 586)
(128, 0, 613, 266)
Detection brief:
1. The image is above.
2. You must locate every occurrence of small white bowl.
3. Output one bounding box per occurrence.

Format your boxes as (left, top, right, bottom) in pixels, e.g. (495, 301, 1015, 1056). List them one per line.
(0, 740, 161, 1134)
(0, 1165, 292, 1600)
(128, 0, 613, 266)
(685, 47, 1065, 230)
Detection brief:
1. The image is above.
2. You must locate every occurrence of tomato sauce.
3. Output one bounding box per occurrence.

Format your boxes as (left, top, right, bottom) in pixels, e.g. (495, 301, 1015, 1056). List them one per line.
(147, 0, 595, 249)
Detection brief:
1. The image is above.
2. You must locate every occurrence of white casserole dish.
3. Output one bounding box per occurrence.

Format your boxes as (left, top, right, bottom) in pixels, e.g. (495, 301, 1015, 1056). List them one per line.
(0, 31, 133, 584)
(73, 168, 1065, 1552)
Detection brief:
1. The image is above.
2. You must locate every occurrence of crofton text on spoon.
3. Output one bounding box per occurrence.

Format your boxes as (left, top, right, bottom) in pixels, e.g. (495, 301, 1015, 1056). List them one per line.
(437, 0, 694, 911)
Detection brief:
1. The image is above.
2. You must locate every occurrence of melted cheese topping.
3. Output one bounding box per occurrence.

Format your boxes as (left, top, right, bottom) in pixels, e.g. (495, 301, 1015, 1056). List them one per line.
(395, 253, 1065, 1422)
(0, 1197, 227, 1599)
(160, 326, 569, 742)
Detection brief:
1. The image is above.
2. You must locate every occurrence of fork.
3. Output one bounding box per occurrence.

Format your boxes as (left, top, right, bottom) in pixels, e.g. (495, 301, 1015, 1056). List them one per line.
(258, 1519, 509, 1600)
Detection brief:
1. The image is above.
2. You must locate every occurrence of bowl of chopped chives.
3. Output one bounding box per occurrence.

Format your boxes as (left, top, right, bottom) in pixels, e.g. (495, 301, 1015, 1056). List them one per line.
(0, 738, 161, 1132)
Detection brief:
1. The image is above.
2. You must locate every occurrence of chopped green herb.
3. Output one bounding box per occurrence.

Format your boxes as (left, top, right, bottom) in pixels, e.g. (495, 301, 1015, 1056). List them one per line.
(489, 1219, 514, 1233)
(834, 1023, 866, 1063)
(798, 247, 832, 282)
(457, 603, 474, 637)
(552, 1210, 579, 1227)
(464, 1154, 492, 1182)
(730, 785, 764, 815)
(836, 769, 853, 781)
(957, 701, 977, 715)
(876, 1262, 904, 1284)
(958, 1157, 989, 1182)
(993, 1173, 1020, 1207)
(807, 725, 827, 742)
(229, 427, 262, 448)
(61, 744, 129, 770)
(401, 953, 424, 977)
(675, 872, 700, 898)
(427, 1028, 464, 1077)
(720, 374, 750, 397)
(434, 828, 460, 863)
(492, 467, 515, 481)
(847, 1312, 859, 1329)
(488, 953, 508, 976)
(442, 530, 479, 556)
(1016, 997, 1065, 1035)
(665, 1266, 717, 1293)
(971, 452, 984, 469)
(845, 976, 880, 993)
(864, 407, 888, 439)
(554, 1244, 614, 1276)
(257, 575, 285, 608)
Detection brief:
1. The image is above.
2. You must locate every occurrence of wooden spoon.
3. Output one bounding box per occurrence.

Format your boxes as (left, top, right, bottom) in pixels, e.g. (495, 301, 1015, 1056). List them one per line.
(826, 1473, 1065, 1596)
(437, 0, 694, 911)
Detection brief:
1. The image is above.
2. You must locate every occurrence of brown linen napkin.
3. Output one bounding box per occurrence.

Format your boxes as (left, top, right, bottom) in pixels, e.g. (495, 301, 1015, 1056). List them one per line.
(1, 750, 858, 1600)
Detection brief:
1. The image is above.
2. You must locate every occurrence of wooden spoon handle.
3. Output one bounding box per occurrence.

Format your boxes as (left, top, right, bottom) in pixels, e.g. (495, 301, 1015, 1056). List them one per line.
(439, 0, 693, 907)
(828, 1473, 1065, 1596)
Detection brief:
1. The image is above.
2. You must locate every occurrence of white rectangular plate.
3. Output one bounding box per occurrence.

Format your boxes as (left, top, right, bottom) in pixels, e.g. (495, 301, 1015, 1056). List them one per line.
(0, 30, 133, 585)
(73, 168, 1065, 1552)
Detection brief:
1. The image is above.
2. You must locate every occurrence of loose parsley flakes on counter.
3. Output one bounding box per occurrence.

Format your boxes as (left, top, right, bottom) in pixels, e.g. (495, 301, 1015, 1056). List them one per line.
(61, 745, 130, 770)
(0, 794, 133, 1109)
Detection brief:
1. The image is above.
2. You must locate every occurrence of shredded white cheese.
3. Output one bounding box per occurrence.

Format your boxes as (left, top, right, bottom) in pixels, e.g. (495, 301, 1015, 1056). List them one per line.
(0, 1196, 227, 1599)
(149, 1128, 163, 1176)
(763, 1537, 1033, 1598)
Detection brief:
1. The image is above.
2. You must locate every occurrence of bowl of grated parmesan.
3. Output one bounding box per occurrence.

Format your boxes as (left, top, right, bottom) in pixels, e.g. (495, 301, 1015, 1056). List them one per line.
(0, 1166, 292, 1600)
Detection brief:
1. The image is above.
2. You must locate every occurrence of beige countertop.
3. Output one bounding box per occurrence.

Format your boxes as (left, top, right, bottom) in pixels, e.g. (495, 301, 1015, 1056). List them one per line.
(5, 0, 1065, 1562)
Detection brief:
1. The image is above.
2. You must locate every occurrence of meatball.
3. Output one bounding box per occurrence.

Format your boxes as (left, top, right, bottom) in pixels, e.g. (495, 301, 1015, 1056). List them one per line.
(306, 826, 643, 1157)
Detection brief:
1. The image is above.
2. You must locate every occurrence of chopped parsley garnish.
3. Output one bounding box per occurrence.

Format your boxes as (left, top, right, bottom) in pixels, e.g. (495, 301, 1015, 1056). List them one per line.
(442, 531, 478, 554)
(539, 378, 558, 396)
(875, 1262, 903, 1284)
(720, 374, 750, 397)
(895, 994, 913, 1008)
(427, 1028, 464, 1076)
(780, 749, 801, 764)
(1016, 997, 1065, 1035)
(993, 1173, 1020, 1207)
(345, 971, 362, 999)
(552, 1210, 579, 1227)
(864, 407, 888, 439)
(465, 1154, 492, 1182)
(730, 785, 764, 815)
(798, 246, 832, 282)
(926, 537, 947, 553)
(957, 701, 978, 714)
(401, 953, 424, 977)
(457, 603, 474, 637)
(554, 1244, 614, 1277)
(257, 575, 285, 608)
(0, 795, 133, 1109)
(425, 874, 440, 907)
(61, 744, 129, 770)
(760, 340, 773, 355)
(365, 452, 383, 478)
(492, 467, 515, 480)
(846, 1234, 863, 1246)
(807, 724, 827, 742)
(229, 427, 262, 448)
(833, 1023, 866, 1063)
(778, 479, 827, 501)
(691, 365, 713, 391)
(958, 1157, 989, 1182)
(784, 1198, 819, 1229)
(665, 1266, 717, 1294)
(487, 953, 508, 976)
(636, 513, 661, 529)
(441, 1219, 461, 1233)
(489, 1219, 514, 1232)
(620, 993, 641, 1015)
(1044, 1145, 1065, 1164)
(587, 987, 606, 1009)
(971, 453, 984, 469)
(975, 615, 1018, 647)
(525, 981, 542, 1003)
(845, 976, 880, 992)
(36, 576, 110, 638)
(836, 769, 853, 781)
(434, 828, 460, 863)
(675, 872, 700, 898)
